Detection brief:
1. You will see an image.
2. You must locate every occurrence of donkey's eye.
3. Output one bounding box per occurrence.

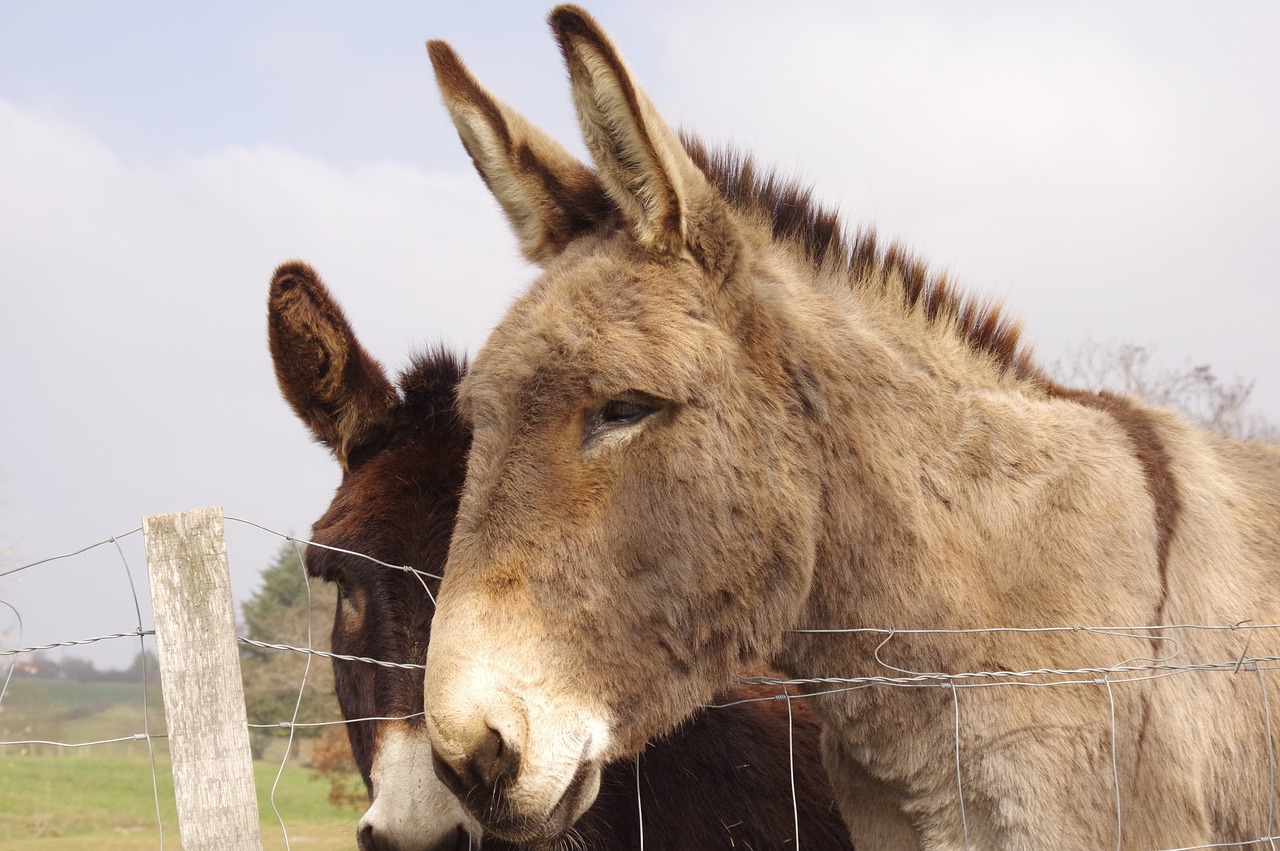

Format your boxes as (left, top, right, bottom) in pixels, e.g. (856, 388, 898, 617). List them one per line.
(599, 399, 653, 425)
(583, 396, 659, 449)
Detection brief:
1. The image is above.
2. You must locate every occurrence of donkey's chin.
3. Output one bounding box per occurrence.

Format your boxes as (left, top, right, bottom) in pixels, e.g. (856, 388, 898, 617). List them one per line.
(472, 757, 603, 846)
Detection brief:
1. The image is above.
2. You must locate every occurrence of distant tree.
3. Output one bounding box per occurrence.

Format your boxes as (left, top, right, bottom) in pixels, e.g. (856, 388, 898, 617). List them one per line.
(1051, 339, 1279, 442)
(97, 648, 162, 683)
(57, 656, 100, 682)
(240, 541, 339, 759)
(126, 648, 159, 675)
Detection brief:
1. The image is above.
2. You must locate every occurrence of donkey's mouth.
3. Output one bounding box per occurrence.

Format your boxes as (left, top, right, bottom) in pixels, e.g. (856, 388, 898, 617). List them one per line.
(478, 749, 602, 846)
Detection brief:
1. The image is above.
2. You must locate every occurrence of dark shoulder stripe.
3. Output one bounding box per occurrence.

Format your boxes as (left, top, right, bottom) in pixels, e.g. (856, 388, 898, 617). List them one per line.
(1048, 385, 1181, 616)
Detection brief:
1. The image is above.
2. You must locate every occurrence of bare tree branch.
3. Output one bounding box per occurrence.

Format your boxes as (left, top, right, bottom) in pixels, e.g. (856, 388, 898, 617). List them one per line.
(1050, 339, 1279, 442)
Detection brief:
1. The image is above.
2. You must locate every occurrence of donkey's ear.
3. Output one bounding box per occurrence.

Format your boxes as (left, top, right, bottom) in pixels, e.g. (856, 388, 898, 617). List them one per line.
(427, 40, 610, 265)
(268, 262, 399, 471)
(551, 6, 733, 273)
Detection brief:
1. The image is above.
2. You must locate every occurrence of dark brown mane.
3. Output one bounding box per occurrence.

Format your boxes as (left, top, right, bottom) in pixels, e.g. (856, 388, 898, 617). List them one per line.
(398, 348, 468, 418)
(682, 135, 1042, 380)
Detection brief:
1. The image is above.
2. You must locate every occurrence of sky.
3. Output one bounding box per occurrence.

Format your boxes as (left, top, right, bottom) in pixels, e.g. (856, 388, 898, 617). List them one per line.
(2, 1, 1278, 670)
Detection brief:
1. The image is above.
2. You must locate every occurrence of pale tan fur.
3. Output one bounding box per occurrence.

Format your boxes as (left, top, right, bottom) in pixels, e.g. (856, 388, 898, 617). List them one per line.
(424, 7, 1280, 849)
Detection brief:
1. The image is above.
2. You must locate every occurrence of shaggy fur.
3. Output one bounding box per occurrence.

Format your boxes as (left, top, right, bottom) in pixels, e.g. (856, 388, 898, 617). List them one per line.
(421, 6, 1280, 850)
(268, 262, 853, 851)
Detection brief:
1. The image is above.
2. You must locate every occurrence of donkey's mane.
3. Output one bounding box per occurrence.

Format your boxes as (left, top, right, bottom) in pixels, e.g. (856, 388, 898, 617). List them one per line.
(682, 136, 1042, 381)
(399, 347, 467, 416)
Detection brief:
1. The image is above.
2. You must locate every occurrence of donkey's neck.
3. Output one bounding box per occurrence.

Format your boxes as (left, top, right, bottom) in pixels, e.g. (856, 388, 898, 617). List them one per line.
(765, 269, 1152, 677)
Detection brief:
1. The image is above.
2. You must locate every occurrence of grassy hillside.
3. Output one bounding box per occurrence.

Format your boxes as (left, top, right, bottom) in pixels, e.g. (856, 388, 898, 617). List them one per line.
(0, 679, 165, 754)
(0, 677, 361, 849)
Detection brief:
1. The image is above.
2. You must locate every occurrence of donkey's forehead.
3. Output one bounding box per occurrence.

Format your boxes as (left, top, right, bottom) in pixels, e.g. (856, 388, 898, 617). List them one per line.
(463, 251, 731, 413)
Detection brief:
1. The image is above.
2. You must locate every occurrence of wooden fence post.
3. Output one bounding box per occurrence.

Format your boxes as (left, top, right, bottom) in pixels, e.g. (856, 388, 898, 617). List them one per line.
(144, 506, 263, 850)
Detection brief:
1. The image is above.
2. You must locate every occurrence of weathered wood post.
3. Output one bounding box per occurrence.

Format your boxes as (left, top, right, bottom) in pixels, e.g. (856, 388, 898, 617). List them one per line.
(143, 506, 263, 850)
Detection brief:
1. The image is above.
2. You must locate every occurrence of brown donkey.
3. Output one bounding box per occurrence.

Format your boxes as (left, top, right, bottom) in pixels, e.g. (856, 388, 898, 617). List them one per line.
(268, 262, 853, 851)
(421, 6, 1280, 850)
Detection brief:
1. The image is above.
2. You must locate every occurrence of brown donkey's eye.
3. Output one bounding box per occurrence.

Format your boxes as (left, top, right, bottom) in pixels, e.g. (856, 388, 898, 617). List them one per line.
(599, 399, 653, 425)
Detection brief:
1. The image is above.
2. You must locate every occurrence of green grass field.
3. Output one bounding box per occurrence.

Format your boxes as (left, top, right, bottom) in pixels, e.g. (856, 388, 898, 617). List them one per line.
(0, 753, 359, 849)
(0, 679, 362, 849)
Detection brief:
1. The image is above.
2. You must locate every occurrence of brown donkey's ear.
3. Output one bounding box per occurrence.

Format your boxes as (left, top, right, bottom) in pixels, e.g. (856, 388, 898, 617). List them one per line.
(268, 262, 399, 470)
(427, 40, 611, 265)
(550, 5, 735, 275)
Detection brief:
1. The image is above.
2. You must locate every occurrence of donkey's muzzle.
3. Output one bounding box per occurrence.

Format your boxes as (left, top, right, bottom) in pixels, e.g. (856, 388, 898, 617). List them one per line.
(430, 723, 602, 845)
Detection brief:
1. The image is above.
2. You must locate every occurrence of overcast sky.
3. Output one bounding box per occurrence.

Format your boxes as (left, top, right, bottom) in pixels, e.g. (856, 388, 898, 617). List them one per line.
(2, 2, 1278, 670)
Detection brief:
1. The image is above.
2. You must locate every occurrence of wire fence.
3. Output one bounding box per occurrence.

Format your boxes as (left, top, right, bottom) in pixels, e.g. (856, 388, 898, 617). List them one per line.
(0, 512, 417, 850)
(4, 510, 1280, 850)
(732, 627, 1280, 851)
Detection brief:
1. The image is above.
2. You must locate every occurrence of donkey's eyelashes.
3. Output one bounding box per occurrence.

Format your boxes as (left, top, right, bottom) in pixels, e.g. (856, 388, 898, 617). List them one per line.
(600, 399, 651, 425)
(333, 575, 352, 600)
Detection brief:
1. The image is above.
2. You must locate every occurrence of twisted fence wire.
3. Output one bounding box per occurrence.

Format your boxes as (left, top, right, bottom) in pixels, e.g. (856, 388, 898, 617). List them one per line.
(0, 628, 156, 657)
(235, 637, 425, 669)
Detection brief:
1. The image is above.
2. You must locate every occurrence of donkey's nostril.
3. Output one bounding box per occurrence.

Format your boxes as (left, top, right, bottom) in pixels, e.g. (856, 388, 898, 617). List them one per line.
(432, 721, 523, 800)
(475, 722, 521, 788)
(356, 822, 386, 851)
